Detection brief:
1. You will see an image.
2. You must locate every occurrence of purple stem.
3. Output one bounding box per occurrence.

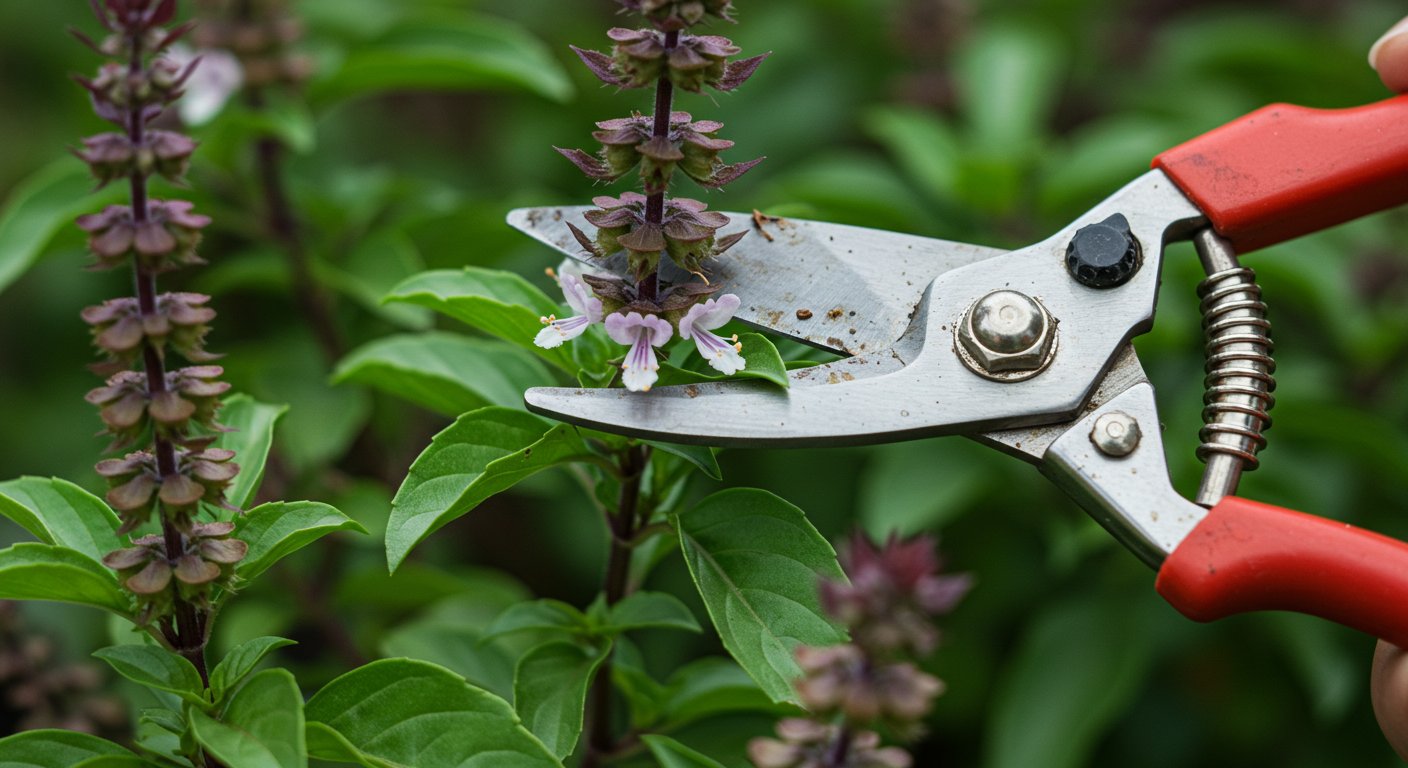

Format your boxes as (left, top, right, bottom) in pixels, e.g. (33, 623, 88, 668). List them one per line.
(123, 22, 209, 689)
(637, 29, 679, 303)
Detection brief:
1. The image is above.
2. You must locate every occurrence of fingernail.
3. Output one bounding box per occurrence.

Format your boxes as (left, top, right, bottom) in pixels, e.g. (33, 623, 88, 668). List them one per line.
(1370, 16, 1408, 70)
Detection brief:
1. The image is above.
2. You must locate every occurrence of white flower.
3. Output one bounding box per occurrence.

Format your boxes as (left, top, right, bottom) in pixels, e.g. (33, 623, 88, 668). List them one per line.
(534, 272, 604, 349)
(605, 312, 673, 392)
(679, 294, 746, 376)
(164, 45, 243, 126)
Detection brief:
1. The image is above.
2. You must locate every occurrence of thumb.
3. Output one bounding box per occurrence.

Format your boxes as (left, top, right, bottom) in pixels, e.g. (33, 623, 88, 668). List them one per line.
(1370, 16, 1408, 93)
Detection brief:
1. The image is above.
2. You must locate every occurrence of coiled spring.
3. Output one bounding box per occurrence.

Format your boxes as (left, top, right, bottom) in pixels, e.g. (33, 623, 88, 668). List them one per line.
(1197, 265, 1276, 468)
(1191, 229, 1277, 506)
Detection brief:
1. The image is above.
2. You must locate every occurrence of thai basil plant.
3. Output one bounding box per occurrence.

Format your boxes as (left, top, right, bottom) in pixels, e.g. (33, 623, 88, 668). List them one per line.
(0, 2, 968, 766)
(371, 1, 968, 766)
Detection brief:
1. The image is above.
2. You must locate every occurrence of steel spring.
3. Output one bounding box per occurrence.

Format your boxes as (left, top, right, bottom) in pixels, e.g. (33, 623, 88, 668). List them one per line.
(1196, 266, 1276, 469)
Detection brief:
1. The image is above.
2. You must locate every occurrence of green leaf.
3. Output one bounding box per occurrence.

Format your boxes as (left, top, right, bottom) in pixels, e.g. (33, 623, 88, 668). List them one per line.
(863, 106, 963, 203)
(956, 24, 1066, 156)
(318, 230, 431, 330)
(385, 268, 575, 373)
(310, 13, 573, 106)
(659, 658, 783, 728)
(658, 333, 790, 389)
(0, 543, 130, 615)
(675, 489, 847, 704)
(221, 96, 317, 155)
(212, 395, 289, 511)
(381, 621, 517, 701)
(0, 477, 123, 563)
(646, 442, 722, 481)
(189, 669, 306, 768)
(210, 636, 297, 703)
(640, 735, 727, 768)
(0, 161, 123, 297)
(387, 408, 595, 572)
(514, 641, 612, 759)
(305, 658, 562, 767)
(0, 730, 136, 768)
(603, 591, 701, 635)
(71, 758, 155, 768)
(984, 594, 1161, 768)
(484, 599, 590, 641)
(333, 333, 553, 417)
(234, 502, 366, 582)
(92, 645, 206, 706)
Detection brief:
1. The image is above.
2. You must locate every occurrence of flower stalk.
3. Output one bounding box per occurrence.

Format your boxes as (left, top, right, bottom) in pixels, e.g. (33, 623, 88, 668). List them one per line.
(749, 534, 971, 768)
(538, 0, 768, 392)
(75, 0, 246, 692)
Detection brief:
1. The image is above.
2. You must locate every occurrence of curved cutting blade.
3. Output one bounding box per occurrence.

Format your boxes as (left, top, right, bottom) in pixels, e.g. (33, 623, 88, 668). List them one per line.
(508, 207, 1004, 356)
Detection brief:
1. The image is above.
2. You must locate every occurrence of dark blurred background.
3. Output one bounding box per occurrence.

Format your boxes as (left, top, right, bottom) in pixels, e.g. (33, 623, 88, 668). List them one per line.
(1, 0, 1406, 766)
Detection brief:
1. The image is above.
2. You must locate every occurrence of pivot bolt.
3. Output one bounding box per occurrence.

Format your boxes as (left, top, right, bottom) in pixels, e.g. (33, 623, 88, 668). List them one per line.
(1090, 411, 1142, 457)
(1067, 213, 1141, 288)
(956, 290, 1057, 381)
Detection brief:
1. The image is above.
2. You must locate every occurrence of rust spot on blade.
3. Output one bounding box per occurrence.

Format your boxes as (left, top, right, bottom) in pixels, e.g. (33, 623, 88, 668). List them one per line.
(796, 308, 813, 320)
(684, 385, 700, 399)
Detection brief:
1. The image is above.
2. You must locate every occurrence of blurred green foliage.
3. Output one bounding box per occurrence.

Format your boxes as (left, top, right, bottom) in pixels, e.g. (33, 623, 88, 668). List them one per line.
(0, 0, 1406, 766)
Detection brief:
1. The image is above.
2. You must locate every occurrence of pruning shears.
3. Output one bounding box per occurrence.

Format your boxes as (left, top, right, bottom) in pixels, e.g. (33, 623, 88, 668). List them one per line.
(509, 95, 1408, 646)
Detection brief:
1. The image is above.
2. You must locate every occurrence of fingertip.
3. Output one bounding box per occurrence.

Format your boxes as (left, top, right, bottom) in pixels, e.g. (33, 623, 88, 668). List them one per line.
(1370, 17, 1408, 93)
(1372, 640, 1408, 760)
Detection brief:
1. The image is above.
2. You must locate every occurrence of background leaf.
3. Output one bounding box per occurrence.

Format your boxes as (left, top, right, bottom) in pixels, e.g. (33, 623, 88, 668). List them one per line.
(603, 591, 701, 635)
(641, 734, 728, 768)
(385, 268, 576, 373)
(513, 641, 611, 759)
(675, 489, 846, 703)
(0, 543, 130, 615)
(209, 636, 297, 702)
(189, 668, 306, 768)
(234, 501, 366, 582)
(0, 730, 137, 768)
(305, 658, 562, 768)
(92, 645, 205, 705)
(0, 161, 122, 297)
(0, 477, 123, 562)
(212, 395, 289, 512)
(387, 408, 594, 572)
(333, 332, 553, 417)
(310, 13, 574, 106)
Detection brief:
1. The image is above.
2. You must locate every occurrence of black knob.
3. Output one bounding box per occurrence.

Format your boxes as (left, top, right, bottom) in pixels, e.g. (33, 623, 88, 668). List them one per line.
(1066, 213, 1141, 289)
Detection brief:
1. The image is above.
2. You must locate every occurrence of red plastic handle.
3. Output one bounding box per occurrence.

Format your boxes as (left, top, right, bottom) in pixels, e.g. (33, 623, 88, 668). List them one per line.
(1156, 497, 1408, 647)
(1153, 95, 1408, 253)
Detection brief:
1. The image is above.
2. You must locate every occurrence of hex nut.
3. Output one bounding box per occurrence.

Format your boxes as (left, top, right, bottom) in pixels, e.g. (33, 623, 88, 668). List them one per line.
(956, 290, 1058, 381)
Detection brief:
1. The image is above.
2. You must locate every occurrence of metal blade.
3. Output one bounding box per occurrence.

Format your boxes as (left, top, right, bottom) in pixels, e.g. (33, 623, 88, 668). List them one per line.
(507, 207, 1004, 356)
(522, 171, 1206, 448)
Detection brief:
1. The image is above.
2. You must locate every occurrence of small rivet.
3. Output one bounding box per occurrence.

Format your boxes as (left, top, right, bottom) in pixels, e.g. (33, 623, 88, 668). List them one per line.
(1090, 411, 1141, 457)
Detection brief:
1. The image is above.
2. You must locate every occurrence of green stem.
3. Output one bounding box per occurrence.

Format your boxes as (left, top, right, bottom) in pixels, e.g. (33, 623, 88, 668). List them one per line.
(583, 445, 650, 767)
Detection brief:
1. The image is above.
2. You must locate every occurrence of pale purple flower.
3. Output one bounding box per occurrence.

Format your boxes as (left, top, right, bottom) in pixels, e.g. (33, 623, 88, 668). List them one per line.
(535, 271, 604, 349)
(165, 45, 243, 126)
(605, 312, 673, 392)
(679, 294, 746, 375)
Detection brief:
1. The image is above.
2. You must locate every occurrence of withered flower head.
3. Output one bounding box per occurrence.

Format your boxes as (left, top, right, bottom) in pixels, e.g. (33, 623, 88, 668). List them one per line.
(792, 645, 944, 734)
(557, 111, 762, 193)
(95, 447, 239, 534)
(101, 520, 247, 623)
(575, 28, 766, 93)
(76, 200, 210, 272)
(620, 0, 735, 30)
(568, 193, 745, 281)
(85, 365, 230, 449)
(82, 292, 218, 368)
(748, 719, 913, 768)
(820, 533, 972, 656)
